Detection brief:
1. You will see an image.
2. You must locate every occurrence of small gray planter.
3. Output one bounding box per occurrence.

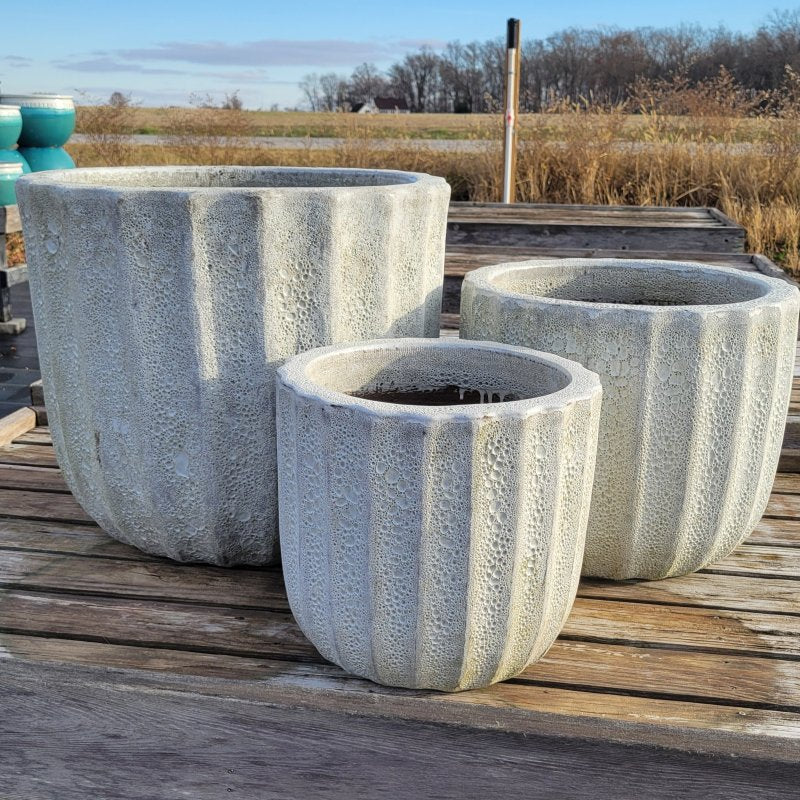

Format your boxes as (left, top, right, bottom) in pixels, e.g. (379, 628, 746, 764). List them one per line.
(277, 338, 601, 690)
(461, 258, 799, 579)
(16, 166, 450, 565)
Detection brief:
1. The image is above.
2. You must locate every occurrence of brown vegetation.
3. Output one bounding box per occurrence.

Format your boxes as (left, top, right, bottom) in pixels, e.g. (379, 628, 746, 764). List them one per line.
(5, 69, 792, 277)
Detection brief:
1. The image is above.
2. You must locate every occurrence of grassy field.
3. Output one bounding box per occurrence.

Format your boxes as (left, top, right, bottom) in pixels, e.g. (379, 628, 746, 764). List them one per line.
(74, 105, 799, 143)
(7, 106, 800, 277)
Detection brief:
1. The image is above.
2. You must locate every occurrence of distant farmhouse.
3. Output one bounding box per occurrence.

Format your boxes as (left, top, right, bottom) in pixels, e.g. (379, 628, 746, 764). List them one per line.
(352, 97, 410, 114)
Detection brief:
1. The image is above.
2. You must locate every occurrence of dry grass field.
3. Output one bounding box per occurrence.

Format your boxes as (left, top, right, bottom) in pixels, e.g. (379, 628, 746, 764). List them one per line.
(9, 99, 800, 277)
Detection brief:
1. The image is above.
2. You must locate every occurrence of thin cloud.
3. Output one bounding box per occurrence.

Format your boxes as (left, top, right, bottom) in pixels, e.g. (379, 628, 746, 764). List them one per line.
(54, 57, 186, 76)
(2, 55, 33, 66)
(117, 38, 443, 67)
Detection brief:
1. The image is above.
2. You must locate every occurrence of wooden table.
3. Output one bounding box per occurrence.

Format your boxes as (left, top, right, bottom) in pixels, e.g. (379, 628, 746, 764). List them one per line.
(448, 202, 746, 252)
(0, 422, 798, 797)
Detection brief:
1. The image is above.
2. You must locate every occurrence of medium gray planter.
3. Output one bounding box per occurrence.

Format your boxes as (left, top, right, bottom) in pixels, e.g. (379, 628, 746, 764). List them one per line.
(16, 166, 450, 565)
(276, 338, 602, 690)
(461, 258, 800, 579)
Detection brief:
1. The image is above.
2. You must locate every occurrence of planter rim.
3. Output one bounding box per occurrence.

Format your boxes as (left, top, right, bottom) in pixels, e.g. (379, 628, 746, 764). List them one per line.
(278, 337, 601, 421)
(464, 258, 798, 314)
(0, 105, 21, 114)
(16, 165, 447, 196)
(0, 94, 74, 104)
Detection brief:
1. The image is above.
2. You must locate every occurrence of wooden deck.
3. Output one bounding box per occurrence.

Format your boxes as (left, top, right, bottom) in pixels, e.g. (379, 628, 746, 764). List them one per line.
(1, 421, 799, 797)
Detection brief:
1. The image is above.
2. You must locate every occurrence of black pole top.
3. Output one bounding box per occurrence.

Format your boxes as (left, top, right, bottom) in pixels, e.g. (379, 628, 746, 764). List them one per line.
(507, 18, 521, 49)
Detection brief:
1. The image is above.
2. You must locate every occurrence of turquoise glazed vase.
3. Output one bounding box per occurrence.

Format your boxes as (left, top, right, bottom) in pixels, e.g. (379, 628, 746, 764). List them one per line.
(0, 149, 31, 173)
(19, 147, 75, 172)
(0, 106, 22, 149)
(1, 95, 75, 147)
(0, 163, 23, 205)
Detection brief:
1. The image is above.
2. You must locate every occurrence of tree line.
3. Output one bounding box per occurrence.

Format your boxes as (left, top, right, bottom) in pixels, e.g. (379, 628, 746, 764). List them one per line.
(300, 11, 800, 113)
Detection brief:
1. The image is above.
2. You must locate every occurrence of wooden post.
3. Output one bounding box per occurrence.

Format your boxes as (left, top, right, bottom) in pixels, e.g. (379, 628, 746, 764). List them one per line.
(502, 18, 521, 204)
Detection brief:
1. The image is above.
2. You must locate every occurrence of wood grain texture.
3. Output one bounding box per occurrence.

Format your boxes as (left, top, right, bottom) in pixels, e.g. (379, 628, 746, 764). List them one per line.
(2, 426, 800, 784)
(0, 203, 21, 234)
(4, 631, 798, 712)
(2, 660, 798, 800)
(2, 657, 799, 788)
(0, 487, 93, 523)
(0, 406, 36, 447)
(0, 441, 59, 466)
(0, 550, 289, 609)
(446, 222, 746, 251)
(579, 572, 800, 614)
(0, 463, 67, 493)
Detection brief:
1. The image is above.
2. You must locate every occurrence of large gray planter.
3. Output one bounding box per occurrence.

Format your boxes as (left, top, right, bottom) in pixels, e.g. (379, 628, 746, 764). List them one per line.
(461, 259, 799, 580)
(16, 166, 450, 565)
(276, 338, 602, 690)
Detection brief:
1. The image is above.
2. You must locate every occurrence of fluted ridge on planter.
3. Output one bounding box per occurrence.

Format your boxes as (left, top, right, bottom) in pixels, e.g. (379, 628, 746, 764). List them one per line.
(277, 338, 602, 690)
(16, 166, 450, 565)
(461, 259, 800, 579)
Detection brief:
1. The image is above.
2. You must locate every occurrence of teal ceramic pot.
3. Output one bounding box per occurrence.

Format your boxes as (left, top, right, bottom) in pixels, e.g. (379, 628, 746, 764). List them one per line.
(0, 163, 23, 205)
(1, 95, 75, 147)
(0, 149, 31, 173)
(0, 106, 22, 149)
(19, 146, 75, 172)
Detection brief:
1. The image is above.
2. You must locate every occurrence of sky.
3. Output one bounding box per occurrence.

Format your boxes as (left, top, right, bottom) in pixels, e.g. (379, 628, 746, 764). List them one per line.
(1, 1, 798, 108)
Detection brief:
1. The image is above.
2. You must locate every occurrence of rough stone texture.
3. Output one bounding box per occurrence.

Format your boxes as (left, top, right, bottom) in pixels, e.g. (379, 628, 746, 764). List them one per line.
(461, 258, 800, 580)
(16, 166, 450, 565)
(276, 338, 602, 690)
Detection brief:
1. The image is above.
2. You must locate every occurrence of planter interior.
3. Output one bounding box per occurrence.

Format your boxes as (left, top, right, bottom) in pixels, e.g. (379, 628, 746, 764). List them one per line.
(489, 261, 769, 307)
(304, 341, 572, 407)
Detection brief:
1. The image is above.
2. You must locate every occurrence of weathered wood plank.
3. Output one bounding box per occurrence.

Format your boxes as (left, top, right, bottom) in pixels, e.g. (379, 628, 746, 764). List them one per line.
(1, 523, 797, 614)
(0, 407, 35, 447)
(708, 544, 800, 577)
(443, 248, 762, 278)
(0, 590, 312, 658)
(0, 463, 67, 492)
(0, 204, 21, 234)
(0, 517, 151, 560)
(765, 492, 800, 518)
(449, 202, 735, 223)
(446, 222, 746, 252)
(13, 429, 54, 445)
(0, 441, 59, 466)
(0, 487, 93, 523)
(4, 631, 798, 713)
(1, 566, 797, 661)
(563, 598, 800, 657)
(0, 551, 289, 609)
(772, 472, 800, 494)
(747, 517, 800, 546)
(3, 660, 798, 798)
(579, 573, 800, 614)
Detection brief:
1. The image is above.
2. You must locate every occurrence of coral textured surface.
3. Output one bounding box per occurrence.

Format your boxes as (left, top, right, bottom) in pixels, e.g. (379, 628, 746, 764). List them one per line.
(461, 259, 800, 579)
(16, 166, 450, 565)
(277, 338, 602, 690)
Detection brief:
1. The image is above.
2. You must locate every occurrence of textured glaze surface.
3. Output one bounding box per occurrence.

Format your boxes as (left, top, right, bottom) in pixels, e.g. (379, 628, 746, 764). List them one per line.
(277, 338, 602, 690)
(462, 259, 800, 579)
(16, 166, 450, 565)
(19, 146, 75, 172)
(0, 162, 23, 205)
(1, 95, 76, 147)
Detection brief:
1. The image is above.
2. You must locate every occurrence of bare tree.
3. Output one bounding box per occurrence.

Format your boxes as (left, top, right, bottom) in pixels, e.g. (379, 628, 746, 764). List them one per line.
(349, 63, 388, 104)
(300, 12, 800, 114)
